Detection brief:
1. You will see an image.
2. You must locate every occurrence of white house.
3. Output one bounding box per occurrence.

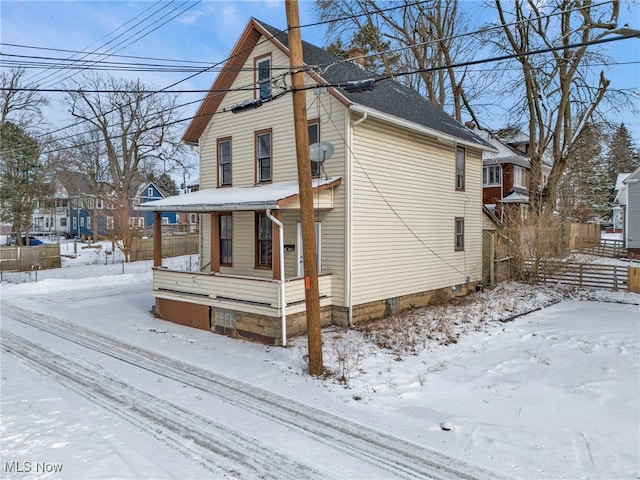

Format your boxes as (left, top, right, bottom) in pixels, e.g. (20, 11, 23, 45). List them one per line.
(142, 18, 493, 344)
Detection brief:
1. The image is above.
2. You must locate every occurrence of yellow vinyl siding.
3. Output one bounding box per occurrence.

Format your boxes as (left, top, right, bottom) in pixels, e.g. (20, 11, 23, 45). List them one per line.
(194, 35, 347, 302)
(351, 117, 483, 306)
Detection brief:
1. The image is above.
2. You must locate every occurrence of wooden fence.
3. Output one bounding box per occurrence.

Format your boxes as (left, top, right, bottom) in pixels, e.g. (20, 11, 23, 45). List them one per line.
(524, 260, 629, 291)
(580, 239, 625, 258)
(130, 233, 199, 262)
(0, 244, 61, 273)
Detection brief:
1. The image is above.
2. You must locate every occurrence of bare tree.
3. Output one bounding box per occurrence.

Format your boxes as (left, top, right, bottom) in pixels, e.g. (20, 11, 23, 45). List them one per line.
(315, 0, 487, 122)
(64, 74, 185, 261)
(0, 68, 49, 128)
(491, 0, 636, 213)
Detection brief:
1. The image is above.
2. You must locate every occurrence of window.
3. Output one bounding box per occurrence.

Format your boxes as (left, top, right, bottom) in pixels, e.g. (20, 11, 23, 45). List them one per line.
(72, 217, 77, 229)
(256, 130, 272, 183)
(483, 165, 501, 186)
(220, 214, 232, 266)
(96, 199, 104, 209)
(455, 146, 465, 191)
(514, 165, 527, 188)
(455, 218, 465, 251)
(138, 217, 144, 228)
(60, 218, 67, 227)
(308, 121, 321, 178)
(190, 213, 197, 224)
(218, 138, 232, 186)
(148, 187, 153, 197)
(87, 217, 92, 230)
(162, 217, 169, 225)
(129, 217, 136, 227)
(256, 56, 271, 100)
(107, 216, 114, 230)
(80, 217, 85, 227)
(256, 213, 272, 268)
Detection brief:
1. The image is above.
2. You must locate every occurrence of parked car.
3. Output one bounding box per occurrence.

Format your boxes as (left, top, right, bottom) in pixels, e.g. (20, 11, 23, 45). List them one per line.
(5, 234, 43, 246)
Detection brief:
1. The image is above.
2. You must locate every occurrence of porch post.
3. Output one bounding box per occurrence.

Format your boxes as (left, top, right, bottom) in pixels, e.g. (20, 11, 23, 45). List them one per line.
(271, 210, 282, 281)
(153, 211, 162, 267)
(211, 212, 220, 273)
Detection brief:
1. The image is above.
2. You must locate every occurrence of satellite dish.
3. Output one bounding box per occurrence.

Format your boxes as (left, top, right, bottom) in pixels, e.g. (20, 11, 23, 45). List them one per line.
(309, 141, 334, 163)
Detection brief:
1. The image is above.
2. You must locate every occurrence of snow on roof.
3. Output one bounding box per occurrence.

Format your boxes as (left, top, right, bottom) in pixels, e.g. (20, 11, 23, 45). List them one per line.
(140, 177, 341, 212)
(615, 173, 631, 191)
(500, 191, 530, 204)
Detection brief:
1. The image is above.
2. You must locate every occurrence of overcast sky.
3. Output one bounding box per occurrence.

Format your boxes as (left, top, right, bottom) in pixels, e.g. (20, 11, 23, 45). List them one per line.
(1, 0, 638, 144)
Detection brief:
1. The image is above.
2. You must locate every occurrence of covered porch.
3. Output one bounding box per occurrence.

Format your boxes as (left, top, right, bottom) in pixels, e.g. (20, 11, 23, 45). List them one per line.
(142, 178, 341, 344)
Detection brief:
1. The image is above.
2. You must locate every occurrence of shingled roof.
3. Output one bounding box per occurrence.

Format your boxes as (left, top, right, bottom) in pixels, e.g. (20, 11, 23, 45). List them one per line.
(255, 19, 487, 147)
(183, 18, 489, 149)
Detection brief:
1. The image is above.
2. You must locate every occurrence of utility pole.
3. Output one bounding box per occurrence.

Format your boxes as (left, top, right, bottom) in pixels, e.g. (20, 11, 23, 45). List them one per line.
(285, 0, 323, 376)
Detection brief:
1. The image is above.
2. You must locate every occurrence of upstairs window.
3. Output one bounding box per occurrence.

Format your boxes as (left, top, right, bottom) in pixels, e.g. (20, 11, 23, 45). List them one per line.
(217, 138, 232, 186)
(148, 187, 153, 196)
(308, 120, 321, 178)
(220, 214, 233, 266)
(256, 56, 271, 100)
(483, 165, 501, 186)
(514, 165, 527, 188)
(455, 146, 465, 191)
(256, 130, 272, 183)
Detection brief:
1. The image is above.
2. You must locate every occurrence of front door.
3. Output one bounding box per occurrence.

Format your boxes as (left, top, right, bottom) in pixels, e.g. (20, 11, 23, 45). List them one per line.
(296, 221, 321, 277)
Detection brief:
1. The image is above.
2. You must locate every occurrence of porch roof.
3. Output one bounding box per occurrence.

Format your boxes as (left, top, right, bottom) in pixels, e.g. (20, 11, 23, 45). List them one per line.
(501, 191, 529, 204)
(140, 177, 341, 212)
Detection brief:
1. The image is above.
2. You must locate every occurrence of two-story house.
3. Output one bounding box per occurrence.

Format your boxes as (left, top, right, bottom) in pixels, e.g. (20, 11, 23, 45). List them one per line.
(142, 18, 492, 344)
(469, 124, 550, 223)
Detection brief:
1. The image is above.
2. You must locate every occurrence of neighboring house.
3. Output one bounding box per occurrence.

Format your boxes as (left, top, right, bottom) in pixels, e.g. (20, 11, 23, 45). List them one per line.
(142, 18, 492, 344)
(33, 172, 180, 239)
(469, 124, 551, 223)
(612, 172, 631, 233)
(131, 181, 178, 232)
(32, 170, 94, 238)
(623, 167, 640, 258)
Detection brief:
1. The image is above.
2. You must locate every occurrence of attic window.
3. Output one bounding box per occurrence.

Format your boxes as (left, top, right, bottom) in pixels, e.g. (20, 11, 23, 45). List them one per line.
(256, 56, 271, 100)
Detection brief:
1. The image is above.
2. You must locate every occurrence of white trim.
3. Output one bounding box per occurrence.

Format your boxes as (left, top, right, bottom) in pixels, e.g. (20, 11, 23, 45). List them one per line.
(349, 104, 494, 152)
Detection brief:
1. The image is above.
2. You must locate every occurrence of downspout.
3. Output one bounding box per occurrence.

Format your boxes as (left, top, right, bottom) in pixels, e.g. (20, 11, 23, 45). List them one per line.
(347, 112, 368, 327)
(266, 209, 286, 346)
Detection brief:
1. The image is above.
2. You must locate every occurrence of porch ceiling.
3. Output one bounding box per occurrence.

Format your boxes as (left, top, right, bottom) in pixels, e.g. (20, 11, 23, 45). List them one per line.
(140, 177, 341, 212)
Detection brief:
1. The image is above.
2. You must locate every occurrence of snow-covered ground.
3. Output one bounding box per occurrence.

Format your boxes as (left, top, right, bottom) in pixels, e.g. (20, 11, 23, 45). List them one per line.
(1, 242, 638, 479)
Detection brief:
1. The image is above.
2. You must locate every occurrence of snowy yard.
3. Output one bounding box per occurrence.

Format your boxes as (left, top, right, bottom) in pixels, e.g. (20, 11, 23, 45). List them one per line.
(1, 244, 638, 479)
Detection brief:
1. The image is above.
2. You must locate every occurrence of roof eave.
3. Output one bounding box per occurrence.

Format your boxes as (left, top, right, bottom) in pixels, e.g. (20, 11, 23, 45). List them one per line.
(349, 104, 495, 152)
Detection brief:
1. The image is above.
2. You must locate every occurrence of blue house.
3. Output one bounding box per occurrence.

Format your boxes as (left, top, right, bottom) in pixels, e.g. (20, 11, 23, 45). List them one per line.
(68, 180, 178, 239)
(133, 182, 178, 230)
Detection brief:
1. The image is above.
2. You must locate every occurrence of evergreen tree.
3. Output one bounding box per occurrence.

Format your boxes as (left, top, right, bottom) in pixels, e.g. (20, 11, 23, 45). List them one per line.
(156, 172, 179, 196)
(0, 121, 46, 244)
(557, 124, 611, 222)
(606, 123, 638, 181)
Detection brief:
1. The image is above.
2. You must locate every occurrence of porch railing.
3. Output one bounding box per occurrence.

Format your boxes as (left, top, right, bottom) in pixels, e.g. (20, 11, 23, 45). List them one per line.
(152, 268, 332, 316)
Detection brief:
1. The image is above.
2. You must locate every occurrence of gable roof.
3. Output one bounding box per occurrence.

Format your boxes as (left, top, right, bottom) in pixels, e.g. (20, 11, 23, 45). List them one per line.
(183, 18, 489, 149)
(471, 125, 530, 168)
(53, 170, 94, 196)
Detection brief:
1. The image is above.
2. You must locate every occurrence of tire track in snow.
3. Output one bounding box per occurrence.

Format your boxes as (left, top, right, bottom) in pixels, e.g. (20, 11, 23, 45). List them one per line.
(1, 331, 324, 480)
(3, 303, 507, 480)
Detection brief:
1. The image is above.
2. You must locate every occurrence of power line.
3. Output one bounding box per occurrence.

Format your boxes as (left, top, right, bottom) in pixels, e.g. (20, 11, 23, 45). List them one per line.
(2, 32, 635, 157)
(2, 1, 632, 153)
